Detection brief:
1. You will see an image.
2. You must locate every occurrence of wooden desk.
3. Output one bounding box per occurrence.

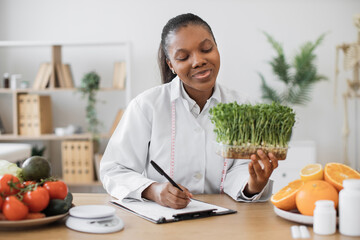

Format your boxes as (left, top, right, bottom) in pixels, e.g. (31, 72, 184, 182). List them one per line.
(0, 193, 353, 240)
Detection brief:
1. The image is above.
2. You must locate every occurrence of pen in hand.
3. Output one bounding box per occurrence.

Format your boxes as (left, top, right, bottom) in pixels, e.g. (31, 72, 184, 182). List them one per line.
(150, 160, 192, 200)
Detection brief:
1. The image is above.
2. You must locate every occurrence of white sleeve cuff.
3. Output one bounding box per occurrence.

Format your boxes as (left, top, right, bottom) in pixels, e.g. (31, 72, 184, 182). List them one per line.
(236, 180, 273, 202)
(124, 180, 156, 202)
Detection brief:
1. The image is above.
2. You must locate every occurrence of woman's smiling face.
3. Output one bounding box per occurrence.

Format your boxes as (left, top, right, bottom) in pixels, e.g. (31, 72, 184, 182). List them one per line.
(165, 24, 220, 98)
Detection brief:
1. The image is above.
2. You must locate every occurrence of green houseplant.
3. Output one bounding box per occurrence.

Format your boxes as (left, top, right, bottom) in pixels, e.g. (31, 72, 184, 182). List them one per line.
(78, 71, 101, 146)
(259, 32, 327, 106)
(31, 145, 46, 156)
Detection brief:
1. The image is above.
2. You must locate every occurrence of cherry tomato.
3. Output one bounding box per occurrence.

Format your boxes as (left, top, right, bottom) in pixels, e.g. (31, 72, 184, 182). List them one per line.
(43, 181, 68, 200)
(23, 186, 50, 212)
(3, 196, 29, 220)
(0, 174, 21, 196)
(23, 181, 36, 187)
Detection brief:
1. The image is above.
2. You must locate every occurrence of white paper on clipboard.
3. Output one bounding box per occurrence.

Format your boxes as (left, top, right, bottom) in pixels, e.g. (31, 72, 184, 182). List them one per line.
(110, 198, 236, 224)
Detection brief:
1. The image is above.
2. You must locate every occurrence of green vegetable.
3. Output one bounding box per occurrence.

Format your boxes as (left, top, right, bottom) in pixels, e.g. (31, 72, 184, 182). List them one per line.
(42, 199, 70, 216)
(64, 192, 73, 209)
(0, 160, 23, 180)
(21, 156, 51, 181)
(209, 102, 295, 159)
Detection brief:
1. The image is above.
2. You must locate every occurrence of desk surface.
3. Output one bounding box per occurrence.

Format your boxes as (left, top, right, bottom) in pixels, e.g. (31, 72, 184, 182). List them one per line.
(0, 193, 353, 240)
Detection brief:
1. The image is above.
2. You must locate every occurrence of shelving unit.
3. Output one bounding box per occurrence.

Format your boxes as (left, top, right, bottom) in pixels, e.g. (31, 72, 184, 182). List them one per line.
(0, 87, 126, 139)
(0, 41, 132, 189)
(0, 133, 111, 141)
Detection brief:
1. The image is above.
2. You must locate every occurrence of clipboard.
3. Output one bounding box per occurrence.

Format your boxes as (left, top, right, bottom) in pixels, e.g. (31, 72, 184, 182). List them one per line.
(110, 198, 236, 224)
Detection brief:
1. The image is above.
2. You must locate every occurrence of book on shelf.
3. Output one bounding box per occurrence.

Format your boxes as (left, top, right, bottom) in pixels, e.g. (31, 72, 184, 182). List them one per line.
(33, 63, 74, 89)
(40, 64, 52, 89)
(33, 63, 52, 90)
(55, 63, 66, 88)
(112, 61, 126, 89)
(33, 62, 47, 89)
(62, 64, 74, 88)
(109, 109, 124, 136)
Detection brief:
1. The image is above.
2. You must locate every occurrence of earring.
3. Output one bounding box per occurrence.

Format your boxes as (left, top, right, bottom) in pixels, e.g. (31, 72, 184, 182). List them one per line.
(171, 69, 176, 74)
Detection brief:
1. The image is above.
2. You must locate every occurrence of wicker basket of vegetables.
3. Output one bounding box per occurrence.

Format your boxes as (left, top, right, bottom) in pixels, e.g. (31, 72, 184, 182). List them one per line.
(209, 102, 295, 160)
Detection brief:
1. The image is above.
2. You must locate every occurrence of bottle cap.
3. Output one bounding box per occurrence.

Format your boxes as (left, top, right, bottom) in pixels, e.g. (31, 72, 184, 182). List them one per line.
(343, 179, 360, 190)
(315, 200, 334, 208)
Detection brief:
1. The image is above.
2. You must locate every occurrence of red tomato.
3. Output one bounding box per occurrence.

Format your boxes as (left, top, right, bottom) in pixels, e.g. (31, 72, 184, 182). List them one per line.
(3, 196, 29, 220)
(43, 181, 68, 200)
(23, 186, 50, 212)
(0, 174, 21, 196)
(23, 181, 36, 187)
(0, 196, 3, 210)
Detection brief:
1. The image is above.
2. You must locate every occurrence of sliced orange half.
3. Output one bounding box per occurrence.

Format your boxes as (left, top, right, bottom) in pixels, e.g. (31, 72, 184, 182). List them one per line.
(300, 163, 324, 181)
(324, 162, 360, 191)
(271, 179, 304, 211)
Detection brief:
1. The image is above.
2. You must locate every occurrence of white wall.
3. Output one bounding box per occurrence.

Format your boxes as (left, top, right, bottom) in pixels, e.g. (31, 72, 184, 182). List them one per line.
(0, 0, 359, 172)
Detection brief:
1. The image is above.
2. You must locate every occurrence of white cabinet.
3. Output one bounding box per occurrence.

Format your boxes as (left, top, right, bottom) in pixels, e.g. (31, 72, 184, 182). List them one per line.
(271, 140, 316, 193)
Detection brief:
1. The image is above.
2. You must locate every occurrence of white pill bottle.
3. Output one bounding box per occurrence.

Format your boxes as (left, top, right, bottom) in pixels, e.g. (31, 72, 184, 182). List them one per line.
(313, 200, 336, 235)
(339, 179, 360, 236)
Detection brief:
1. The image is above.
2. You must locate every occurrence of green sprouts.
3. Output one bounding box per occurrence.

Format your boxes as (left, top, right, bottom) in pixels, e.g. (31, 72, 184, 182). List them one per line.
(209, 102, 296, 148)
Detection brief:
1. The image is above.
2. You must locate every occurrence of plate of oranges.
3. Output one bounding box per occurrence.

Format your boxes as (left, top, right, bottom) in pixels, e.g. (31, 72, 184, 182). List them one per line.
(271, 162, 360, 224)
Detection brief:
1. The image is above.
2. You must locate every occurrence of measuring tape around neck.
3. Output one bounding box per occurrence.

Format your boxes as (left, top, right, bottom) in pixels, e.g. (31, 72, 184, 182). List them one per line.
(170, 100, 228, 193)
(170, 101, 176, 178)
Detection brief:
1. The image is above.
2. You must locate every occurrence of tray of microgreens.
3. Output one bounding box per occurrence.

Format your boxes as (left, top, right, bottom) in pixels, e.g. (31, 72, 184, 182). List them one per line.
(209, 102, 296, 160)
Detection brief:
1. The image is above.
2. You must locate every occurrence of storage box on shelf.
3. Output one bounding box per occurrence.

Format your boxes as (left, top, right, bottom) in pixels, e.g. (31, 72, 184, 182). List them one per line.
(0, 41, 131, 188)
(18, 94, 53, 136)
(61, 140, 94, 184)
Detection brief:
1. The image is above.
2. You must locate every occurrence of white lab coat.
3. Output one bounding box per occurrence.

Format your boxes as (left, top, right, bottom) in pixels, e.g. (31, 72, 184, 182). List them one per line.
(100, 77, 273, 202)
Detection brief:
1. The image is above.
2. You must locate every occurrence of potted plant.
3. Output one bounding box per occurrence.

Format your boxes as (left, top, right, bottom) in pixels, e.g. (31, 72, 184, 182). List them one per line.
(258, 33, 325, 192)
(78, 71, 102, 151)
(259, 32, 327, 105)
(210, 102, 296, 160)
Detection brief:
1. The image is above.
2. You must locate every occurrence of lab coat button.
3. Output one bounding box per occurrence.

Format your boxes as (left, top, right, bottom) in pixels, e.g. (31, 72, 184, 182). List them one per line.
(194, 173, 203, 180)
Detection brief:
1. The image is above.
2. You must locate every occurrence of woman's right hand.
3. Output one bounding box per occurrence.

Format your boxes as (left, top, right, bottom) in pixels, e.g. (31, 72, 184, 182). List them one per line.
(142, 182, 193, 209)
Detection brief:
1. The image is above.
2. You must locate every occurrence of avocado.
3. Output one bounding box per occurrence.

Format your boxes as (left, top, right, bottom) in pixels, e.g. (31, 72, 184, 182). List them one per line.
(21, 156, 51, 181)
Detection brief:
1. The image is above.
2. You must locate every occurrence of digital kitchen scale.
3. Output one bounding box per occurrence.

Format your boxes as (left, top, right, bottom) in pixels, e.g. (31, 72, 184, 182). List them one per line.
(65, 205, 124, 234)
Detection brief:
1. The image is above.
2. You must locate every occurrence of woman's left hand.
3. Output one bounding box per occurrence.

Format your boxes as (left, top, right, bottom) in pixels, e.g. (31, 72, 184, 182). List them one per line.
(244, 149, 279, 196)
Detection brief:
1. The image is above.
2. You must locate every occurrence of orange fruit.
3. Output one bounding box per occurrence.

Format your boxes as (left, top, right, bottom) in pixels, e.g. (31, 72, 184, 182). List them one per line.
(295, 180, 338, 216)
(324, 162, 360, 191)
(300, 163, 324, 181)
(271, 179, 304, 211)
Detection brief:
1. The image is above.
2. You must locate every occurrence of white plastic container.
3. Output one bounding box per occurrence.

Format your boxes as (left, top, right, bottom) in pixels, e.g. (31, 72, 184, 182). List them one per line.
(10, 74, 22, 90)
(339, 179, 360, 236)
(313, 200, 336, 235)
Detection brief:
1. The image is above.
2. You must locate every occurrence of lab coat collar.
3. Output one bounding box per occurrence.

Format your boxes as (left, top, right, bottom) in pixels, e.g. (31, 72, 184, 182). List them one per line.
(170, 76, 221, 104)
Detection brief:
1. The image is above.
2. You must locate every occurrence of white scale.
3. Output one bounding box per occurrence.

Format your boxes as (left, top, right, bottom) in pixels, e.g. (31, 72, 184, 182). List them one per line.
(66, 205, 124, 234)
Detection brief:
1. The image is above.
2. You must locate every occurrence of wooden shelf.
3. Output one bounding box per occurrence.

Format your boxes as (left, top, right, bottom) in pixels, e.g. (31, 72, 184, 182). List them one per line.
(0, 133, 111, 141)
(65, 181, 103, 187)
(0, 40, 130, 47)
(0, 88, 124, 94)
